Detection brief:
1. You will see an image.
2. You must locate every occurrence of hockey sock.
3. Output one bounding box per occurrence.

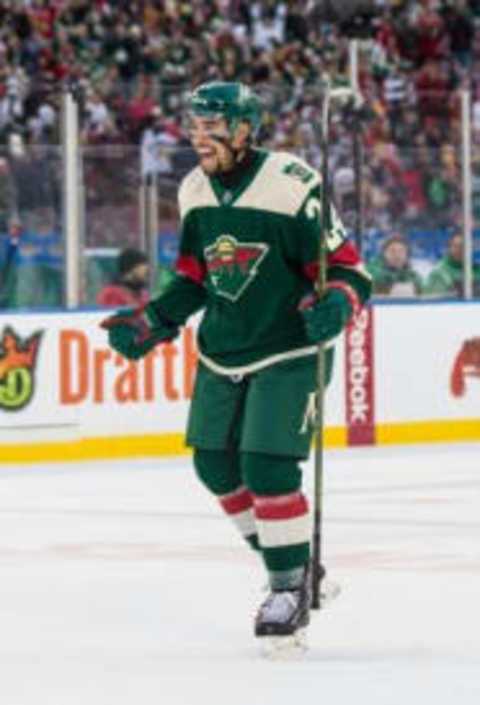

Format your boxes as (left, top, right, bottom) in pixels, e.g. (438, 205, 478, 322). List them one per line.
(193, 448, 260, 550)
(241, 453, 311, 574)
(252, 492, 310, 571)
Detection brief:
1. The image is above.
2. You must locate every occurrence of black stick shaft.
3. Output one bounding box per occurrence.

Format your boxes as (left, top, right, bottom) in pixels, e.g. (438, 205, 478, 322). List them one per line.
(311, 98, 330, 609)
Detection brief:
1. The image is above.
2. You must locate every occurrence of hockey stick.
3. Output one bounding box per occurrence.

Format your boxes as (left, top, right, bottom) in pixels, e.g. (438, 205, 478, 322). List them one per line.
(310, 78, 330, 610)
(311, 84, 356, 609)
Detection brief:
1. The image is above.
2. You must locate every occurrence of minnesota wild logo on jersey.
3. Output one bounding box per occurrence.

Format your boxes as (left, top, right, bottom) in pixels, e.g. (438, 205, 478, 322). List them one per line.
(204, 235, 269, 302)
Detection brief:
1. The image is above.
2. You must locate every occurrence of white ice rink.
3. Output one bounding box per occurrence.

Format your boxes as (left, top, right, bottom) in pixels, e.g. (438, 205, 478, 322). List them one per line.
(1, 443, 479, 705)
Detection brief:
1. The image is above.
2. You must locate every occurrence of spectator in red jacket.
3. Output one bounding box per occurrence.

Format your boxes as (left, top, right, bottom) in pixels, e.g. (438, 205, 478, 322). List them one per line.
(97, 247, 150, 307)
(416, 8, 448, 66)
(415, 59, 453, 125)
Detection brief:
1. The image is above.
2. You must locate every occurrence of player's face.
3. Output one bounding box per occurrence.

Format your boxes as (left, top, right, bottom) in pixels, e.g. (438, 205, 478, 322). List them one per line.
(188, 115, 236, 174)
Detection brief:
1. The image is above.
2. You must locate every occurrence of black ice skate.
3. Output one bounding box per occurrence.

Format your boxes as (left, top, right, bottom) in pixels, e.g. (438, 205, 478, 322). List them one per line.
(255, 571, 310, 638)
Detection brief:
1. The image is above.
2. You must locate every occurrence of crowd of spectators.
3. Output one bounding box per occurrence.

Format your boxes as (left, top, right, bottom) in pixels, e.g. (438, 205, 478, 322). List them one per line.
(367, 231, 480, 297)
(1, 0, 480, 308)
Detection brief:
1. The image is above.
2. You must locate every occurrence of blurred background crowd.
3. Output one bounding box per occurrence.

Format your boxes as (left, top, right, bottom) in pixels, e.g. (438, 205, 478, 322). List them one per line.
(1, 0, 480, 309)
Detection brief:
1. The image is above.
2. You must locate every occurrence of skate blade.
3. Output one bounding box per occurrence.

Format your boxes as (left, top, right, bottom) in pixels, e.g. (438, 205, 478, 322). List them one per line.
(260, 628, 308, 660)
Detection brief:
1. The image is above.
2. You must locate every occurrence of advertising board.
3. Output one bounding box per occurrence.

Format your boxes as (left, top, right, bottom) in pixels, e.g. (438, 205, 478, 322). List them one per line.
(1, 302, 479, 462)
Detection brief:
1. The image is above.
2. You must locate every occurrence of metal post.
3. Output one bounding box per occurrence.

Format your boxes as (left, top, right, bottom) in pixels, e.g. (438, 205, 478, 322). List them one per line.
(349, 40, 359, 95)
(139, 180, 147, 251)
(145, 174, 158, 295)
(461, 89, 473, 300)
(349, 39, 363, 256)
(61, 92, 81, 308)
(78, 139, 86, 305)
(139, 172, 158, 293)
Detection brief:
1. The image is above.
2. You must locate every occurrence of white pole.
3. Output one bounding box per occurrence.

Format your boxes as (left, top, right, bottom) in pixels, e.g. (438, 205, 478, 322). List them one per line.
(61, 92, 81, 308)
(461, 89, 473, 300)
(349, 39, 359, 95)
(139, 181, 146, 251)
(348, 39, 363, 254)
(146, 174, 158, 295)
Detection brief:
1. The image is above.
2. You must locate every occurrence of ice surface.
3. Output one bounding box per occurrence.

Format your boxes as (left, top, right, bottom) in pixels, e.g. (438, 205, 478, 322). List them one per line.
(0, 443, 479, 705)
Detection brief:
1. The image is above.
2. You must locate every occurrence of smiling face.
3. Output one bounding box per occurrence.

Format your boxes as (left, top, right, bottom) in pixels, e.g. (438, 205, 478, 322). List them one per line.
(187, 114, 250, 175)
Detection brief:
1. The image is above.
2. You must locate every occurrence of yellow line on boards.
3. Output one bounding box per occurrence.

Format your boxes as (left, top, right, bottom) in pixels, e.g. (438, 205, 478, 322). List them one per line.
(0, 433, 188, 464)
(1, 427, 347, 463)
(324, 426, 347, 447)
(376, 419, 480, 445)
(1, 420, 479, 464)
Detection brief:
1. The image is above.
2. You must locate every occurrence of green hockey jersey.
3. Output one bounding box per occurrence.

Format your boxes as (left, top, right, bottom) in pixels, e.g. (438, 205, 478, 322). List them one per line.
(152, 149, 371, 374)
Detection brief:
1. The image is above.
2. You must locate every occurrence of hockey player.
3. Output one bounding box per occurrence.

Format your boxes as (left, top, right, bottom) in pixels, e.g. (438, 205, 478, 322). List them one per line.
(101, 82, 371, 644)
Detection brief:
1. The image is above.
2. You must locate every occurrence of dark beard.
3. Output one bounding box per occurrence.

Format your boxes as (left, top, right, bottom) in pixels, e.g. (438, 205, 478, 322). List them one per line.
(216, 148, 258, 188)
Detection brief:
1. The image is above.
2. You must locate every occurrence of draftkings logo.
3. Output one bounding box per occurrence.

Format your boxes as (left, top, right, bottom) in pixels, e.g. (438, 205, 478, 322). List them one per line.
(204, 235, 269, 302)
(0, 327, 43, 411)
(450, 337, 480, 397)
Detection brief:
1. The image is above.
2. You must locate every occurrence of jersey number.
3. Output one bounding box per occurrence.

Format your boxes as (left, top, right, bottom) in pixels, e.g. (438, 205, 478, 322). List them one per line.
(305, 196, 346, 252)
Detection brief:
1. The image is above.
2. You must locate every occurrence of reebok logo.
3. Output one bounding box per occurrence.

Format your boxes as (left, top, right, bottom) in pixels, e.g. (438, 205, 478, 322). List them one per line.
(345, 307, 375, 445)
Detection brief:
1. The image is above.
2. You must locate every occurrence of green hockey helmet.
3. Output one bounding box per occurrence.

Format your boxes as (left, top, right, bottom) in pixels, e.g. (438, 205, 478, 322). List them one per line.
(187, 82, 263, 139)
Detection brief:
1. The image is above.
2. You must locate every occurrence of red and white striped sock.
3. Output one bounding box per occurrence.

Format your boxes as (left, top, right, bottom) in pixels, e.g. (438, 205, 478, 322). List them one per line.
(218, 485, 258, 548)
(253, 492, 310, 547)
(253, 491, 311, 577)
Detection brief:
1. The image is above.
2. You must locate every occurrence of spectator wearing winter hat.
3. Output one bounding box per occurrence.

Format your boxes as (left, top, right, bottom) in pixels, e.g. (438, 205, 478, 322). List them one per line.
(97, 247, 150, 307)
(367, 233, 424, 298)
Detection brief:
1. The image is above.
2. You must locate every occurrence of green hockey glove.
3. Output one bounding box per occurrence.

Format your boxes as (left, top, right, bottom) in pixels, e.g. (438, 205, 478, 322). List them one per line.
(300, 288, 353, 344)
(100, 303, 179, 360)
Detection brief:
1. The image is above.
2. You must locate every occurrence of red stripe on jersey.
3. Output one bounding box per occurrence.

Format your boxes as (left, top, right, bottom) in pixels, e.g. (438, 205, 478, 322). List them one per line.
(219, 487, 253, 515)
(176, 255, 206, 284)
(253, 492, 309, 520)
(303, 242, 361, 282)
(328, 241, 361, 268)
(303, 242, 360, 282)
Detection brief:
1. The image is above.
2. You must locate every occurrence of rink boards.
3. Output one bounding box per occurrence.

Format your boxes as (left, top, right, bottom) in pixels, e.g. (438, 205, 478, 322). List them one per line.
(0, 302, 479, 462)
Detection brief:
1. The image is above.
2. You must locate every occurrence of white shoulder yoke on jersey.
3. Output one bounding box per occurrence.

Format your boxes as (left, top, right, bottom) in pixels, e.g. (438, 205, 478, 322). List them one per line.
(178, 166, 217, 222)
(178, 151, 321, 222)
